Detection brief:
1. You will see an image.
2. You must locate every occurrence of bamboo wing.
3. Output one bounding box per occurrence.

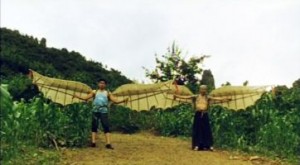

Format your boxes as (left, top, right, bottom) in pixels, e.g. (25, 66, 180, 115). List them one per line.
(30, 70, 93, 105)
(112, 81, 193, 111)
(210, 86, 268, 110)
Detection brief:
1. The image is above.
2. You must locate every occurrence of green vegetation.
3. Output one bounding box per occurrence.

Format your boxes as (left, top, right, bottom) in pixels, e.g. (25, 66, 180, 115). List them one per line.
(0, 86, 92, 164)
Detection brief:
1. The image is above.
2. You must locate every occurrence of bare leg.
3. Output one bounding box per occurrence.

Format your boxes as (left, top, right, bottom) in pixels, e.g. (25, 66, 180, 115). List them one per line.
(105, 133, 111, 144)
(105, 133, 114, 149)
(92, 132, 97, 143)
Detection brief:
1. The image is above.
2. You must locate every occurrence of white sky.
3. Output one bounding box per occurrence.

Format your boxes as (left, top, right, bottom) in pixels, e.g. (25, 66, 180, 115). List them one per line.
(1, 0, 300, 87)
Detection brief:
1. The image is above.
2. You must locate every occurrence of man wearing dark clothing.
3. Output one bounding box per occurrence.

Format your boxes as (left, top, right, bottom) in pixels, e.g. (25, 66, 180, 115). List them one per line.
(174, 85, 230, 151)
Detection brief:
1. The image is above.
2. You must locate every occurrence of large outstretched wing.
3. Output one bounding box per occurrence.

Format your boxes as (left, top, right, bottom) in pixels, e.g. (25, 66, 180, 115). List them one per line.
(29, 70, 268, 110)
(112, 81, 193, 111)
(209, 86, 268, 110)
(30, 70, 93, 105)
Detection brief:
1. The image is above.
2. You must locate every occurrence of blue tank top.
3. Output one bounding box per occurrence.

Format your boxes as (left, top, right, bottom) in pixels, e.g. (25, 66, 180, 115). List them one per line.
(92, 90, 109, 113)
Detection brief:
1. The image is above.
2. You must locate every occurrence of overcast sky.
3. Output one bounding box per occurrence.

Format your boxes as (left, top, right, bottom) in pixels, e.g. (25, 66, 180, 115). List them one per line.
(1, 0, 300, 87)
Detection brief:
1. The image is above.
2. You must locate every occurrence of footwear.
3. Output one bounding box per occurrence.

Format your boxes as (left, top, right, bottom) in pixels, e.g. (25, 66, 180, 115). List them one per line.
(193, 146, 199, 151)
(105, 144, 114, 150)
(91, 143, 96, 147)
(201, 147, 214, 151)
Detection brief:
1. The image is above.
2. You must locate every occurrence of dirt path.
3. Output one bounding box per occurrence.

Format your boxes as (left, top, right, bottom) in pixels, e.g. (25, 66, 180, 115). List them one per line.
(61, 132, 282, 165)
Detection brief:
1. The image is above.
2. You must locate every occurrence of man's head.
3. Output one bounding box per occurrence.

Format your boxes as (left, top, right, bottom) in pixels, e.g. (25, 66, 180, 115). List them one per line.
(98, 79, 107, 90)
(199, 85, 208, 95)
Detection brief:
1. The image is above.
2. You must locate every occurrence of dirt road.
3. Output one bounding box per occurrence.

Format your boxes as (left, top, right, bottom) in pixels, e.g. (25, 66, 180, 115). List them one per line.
(61, 132, 282, 165)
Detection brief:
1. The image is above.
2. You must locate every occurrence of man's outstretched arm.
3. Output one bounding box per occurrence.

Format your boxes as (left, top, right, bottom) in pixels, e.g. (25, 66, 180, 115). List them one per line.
(173, 94, 197, 100)
(109, 93, 129, 104)
(73, 91, 94, 101)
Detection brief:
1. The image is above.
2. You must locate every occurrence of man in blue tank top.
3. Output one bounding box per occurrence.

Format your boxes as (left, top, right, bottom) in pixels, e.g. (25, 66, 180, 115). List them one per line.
(74, 79, 128, 149)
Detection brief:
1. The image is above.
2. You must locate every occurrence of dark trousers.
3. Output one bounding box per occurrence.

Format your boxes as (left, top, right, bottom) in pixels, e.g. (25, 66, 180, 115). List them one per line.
(92, 112, 110, 133)
(192, 111, 213, 149)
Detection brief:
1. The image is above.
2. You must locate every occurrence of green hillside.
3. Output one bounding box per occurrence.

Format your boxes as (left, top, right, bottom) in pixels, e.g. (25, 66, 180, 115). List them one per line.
(0, 27, 131, 90)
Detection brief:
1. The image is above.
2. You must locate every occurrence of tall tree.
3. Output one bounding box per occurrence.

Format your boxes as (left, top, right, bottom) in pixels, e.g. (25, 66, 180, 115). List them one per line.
(144, 42, 209, 92)
(200, 69, 215, 93)
(40, 38, 47, 47)
(243, 80, 249, 86)
(222, 81, 231, 86)
(292, 78, 300, 88)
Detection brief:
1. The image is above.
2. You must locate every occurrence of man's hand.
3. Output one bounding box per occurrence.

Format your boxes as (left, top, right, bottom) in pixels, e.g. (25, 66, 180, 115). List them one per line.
(73, 94, 85, 101)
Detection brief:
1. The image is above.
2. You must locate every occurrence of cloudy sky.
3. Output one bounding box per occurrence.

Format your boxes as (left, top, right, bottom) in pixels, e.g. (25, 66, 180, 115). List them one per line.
(2, 0, 300, 87)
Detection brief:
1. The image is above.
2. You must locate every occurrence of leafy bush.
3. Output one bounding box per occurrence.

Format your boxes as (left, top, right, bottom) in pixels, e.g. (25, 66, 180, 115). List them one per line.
(0, 86, 92, 162)
(210, 92, 300, 161)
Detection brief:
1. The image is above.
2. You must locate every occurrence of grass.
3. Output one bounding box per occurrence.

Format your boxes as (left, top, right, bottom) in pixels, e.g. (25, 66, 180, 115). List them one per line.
(3, 145, 60, 165)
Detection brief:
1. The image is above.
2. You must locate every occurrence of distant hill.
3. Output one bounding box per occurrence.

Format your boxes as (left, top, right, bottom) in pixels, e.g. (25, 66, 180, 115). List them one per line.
(0, 28, 131, 90)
